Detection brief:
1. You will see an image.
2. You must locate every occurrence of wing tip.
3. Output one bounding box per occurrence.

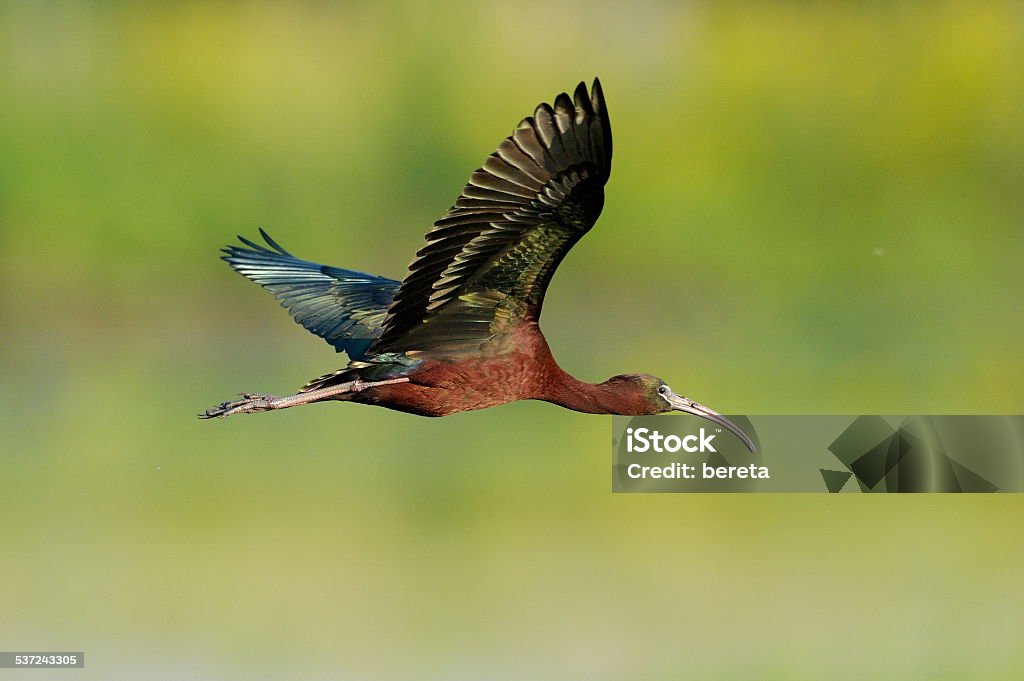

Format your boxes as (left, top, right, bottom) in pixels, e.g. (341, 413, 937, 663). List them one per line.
(227, 228, 292, 257)
(257, 227, 291, 256)
(590, 77, 605, 110)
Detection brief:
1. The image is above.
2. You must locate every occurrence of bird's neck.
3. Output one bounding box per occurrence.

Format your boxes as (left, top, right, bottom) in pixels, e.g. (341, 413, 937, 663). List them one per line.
(515, 320, 648, 415)
(537, 366, 644, 415)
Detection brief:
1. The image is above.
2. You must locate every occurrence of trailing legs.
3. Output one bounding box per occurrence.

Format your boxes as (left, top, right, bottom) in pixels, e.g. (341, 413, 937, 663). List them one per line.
(198, 377, 410, 419)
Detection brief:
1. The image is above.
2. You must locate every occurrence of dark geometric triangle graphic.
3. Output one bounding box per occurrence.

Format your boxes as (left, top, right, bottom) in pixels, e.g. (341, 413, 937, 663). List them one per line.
(948, 459, 999, 493)
(867, 429, 918, 491)
(825, 416, 1009, 493)
(849, 431, 908, 489)
(828, 415, 897, 467)
(820, 469, 852, 493)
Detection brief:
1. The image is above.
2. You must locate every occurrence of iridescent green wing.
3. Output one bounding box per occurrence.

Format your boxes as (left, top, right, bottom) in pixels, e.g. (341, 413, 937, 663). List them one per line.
(371, 79, 612, 357)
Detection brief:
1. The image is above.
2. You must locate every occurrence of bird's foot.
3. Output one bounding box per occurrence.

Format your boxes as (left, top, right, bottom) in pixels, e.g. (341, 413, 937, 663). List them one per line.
(198, 393, 282, 419)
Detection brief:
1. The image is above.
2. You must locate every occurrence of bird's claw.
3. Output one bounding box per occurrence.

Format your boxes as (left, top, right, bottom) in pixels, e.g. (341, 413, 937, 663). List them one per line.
(198, 393, 279, 419)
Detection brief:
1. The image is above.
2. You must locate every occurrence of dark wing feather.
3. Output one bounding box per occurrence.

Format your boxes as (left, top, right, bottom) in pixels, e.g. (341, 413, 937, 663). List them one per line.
(223, 229, 399, 360)
(371, 78, 612, 357)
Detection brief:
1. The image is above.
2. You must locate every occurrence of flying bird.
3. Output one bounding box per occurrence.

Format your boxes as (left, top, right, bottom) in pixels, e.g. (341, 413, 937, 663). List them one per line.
(200, 79, 755, 452)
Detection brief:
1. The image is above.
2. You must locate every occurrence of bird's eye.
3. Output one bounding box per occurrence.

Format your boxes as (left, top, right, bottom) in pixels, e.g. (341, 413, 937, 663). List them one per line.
(658, 385, 669, 395)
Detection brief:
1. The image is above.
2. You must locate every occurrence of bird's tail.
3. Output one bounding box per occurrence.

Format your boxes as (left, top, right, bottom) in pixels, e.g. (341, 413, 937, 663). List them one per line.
(300, 353, 422, 393)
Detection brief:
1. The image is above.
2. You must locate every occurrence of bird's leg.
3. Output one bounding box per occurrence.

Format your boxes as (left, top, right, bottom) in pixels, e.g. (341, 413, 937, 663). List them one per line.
(198, 377, 410, 419)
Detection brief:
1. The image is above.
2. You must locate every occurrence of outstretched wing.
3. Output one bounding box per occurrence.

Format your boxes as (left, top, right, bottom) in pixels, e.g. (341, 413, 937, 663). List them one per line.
(223, 229, 399, 360)
(370, 78, 612, 357)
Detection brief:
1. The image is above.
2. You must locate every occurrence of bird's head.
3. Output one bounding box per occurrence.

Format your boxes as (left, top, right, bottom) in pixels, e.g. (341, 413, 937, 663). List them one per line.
(607, 374, 756, 452)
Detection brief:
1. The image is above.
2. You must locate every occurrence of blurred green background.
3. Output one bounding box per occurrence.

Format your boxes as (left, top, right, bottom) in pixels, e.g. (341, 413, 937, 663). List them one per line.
(2, 2, 1023, 679)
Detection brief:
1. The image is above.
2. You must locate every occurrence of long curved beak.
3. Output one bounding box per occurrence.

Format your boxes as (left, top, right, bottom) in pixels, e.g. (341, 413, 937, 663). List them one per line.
(666, 392, 756, 453)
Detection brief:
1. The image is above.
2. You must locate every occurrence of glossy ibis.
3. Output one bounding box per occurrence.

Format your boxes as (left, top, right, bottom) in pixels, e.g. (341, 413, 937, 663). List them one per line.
(200, 79, 755, 452)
